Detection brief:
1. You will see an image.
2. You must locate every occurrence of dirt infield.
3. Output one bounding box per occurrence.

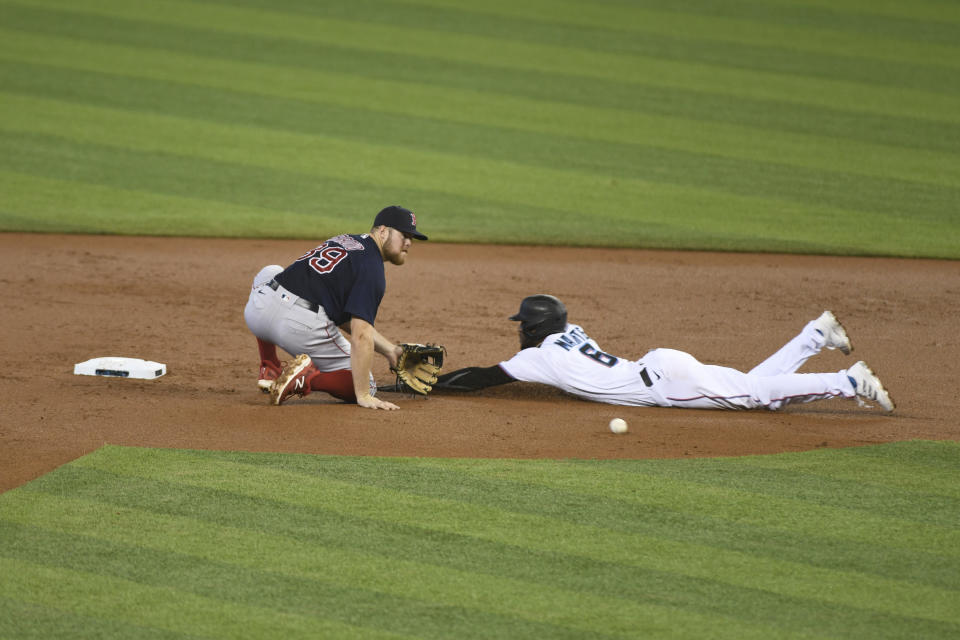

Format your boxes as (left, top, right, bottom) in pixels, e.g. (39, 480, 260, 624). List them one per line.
(2, 233, 958, 492)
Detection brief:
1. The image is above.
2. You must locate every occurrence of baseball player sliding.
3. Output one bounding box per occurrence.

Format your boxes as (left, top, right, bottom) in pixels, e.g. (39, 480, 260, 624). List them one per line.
(432, 295, 895, 412)
(243, 205, 430, 410)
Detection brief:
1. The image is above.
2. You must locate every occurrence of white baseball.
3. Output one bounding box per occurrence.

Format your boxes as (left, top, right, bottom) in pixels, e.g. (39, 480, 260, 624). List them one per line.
(608, 418, 628, 434)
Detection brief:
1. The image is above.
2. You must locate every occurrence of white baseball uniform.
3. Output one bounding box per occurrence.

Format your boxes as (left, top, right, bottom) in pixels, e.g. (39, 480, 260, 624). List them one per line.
(499, 321, 855, 410)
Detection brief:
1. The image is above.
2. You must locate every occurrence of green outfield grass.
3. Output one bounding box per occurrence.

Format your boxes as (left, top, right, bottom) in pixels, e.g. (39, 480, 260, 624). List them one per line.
(2, 2, 958, 637)
(1, 442, 959, 638)
(1, 0, 958, 256)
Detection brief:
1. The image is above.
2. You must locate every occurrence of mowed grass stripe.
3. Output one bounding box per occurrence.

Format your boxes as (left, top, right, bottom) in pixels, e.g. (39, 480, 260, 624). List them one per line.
(0, 110, 628, 235)
(0, 127, 669, 246)
(206, 448, 960, 547)
(399, 0, 960, 32)
(4, 34, 960, 194)
(445, 444, 960, 499)
(420, 0, 960, 42)
(7, 465, 956, 639)
(58, 447, 960, 624)
(4, 93, 953, 257)
(399, 458, 960, 544)
(3, 35, 959, 196)
(0, 522, 612, 640)
(664, 0, 960, 44)
(397, 0, 960, 69)
(0, 170, 327, 236)
(39, 0, 960, 87)
(0, 557, 411, 640)
(3, 63, 958, 229)
(0, 129, 374, 224)
(0, 496, 796, 639)
(6, 0, 960, 125)
(0, 154, 589, 247)
(0, 596, 195, 640)
(198, 451, 960, 590)
(838, 439, 960, 470)
(756, 0, 960, 23)
(10, 466, 866, 636)
(586, 445, 960, 508)
(731, 440, 960, 496)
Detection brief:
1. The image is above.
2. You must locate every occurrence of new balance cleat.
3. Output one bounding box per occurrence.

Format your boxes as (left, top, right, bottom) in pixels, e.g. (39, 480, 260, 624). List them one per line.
(270, 354, 316, 406)
(847, 361, 894, 412)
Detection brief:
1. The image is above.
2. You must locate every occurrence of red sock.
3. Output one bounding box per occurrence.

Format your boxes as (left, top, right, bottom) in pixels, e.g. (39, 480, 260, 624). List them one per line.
(309, 369, 356, 402)
(257, 338, 281, 368)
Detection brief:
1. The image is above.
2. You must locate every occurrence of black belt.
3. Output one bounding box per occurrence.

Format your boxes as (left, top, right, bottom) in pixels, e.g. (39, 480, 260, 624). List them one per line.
(640, 368, 653, 387)
(269, 279, 319, 313)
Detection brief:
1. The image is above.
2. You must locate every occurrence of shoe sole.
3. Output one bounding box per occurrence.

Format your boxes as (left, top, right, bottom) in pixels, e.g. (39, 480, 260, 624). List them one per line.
(270, 354, 313, 406)
(822, 311, 852, 354)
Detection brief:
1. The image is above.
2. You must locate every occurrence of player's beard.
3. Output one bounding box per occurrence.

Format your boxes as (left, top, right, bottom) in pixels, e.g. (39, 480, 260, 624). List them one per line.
(382, 230, 409, 265)
(384, 243, 407, 265)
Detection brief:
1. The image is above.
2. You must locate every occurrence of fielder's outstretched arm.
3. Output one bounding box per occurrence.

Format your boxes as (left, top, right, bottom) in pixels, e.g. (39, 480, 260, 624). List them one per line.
(350, 317, 400, 410)
(434, 365, 515, 391)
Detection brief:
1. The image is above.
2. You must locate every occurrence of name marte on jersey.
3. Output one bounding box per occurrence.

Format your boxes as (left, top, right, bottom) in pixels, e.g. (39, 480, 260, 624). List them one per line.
(553, 327, 589, 351)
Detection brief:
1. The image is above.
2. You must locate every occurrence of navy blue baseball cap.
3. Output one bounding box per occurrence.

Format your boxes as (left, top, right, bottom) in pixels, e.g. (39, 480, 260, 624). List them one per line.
(373, 205, 427, 240)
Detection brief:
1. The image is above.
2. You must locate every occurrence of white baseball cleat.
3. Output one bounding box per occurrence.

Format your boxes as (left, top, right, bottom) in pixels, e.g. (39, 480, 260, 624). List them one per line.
(815, 310, 852, 354)
(846, 361, 895, 412)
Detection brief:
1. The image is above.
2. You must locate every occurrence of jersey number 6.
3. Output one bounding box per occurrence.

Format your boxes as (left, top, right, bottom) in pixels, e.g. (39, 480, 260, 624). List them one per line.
(579, 343, 618, 367)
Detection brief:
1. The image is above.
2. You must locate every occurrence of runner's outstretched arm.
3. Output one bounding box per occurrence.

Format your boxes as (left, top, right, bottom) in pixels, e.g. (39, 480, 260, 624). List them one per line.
(434, 365, 514, 391)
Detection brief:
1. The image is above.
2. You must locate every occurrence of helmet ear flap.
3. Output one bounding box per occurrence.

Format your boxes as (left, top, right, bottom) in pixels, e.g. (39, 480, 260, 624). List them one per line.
(518, 327, 542, 350)
(511, 295, 567, 346)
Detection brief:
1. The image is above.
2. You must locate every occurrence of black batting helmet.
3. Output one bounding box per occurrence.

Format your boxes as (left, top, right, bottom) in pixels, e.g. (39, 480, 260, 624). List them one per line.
(510, 294, 567, 347)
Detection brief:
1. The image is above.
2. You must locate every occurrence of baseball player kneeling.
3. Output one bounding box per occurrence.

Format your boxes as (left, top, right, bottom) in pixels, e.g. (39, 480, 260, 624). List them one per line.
(243, 205, 437, 411)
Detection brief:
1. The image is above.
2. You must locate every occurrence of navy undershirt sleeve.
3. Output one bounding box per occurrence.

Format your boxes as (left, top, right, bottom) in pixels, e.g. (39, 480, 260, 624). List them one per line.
(434, 365, 515, 391)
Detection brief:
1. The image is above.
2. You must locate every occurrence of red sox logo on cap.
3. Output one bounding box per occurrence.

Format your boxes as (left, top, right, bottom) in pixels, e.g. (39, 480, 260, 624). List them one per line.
(374, 205, 428, 240)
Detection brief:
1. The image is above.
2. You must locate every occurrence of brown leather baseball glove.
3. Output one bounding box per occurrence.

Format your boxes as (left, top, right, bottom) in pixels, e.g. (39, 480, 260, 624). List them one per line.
(390, 343, 446, 395)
